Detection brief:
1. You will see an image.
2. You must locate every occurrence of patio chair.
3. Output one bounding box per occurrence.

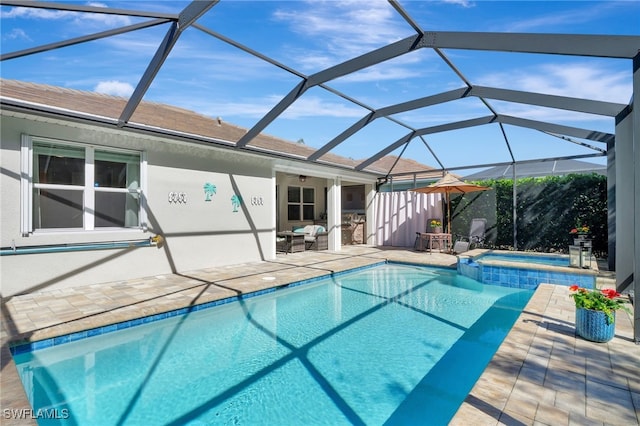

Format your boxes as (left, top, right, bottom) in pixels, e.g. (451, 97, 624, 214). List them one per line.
(295, 225, 329, 250)
(454, 218, 487, 253)
(452, 240, 470, 254)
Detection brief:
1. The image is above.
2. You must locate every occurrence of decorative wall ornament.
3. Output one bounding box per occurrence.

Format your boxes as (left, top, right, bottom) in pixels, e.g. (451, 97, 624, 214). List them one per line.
(203, 183, 217, 201)
(231, 194, 242, 212)
(168, 192, 187, 204)
(250, 196, 264, 206)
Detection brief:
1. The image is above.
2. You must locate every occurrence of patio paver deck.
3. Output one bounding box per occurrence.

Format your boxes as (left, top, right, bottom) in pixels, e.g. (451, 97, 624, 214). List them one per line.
(1, 246, 638, 425)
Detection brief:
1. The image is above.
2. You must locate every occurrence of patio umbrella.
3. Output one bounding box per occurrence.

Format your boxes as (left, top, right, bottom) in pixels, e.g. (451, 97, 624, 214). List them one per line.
(410, 172, 491, 233)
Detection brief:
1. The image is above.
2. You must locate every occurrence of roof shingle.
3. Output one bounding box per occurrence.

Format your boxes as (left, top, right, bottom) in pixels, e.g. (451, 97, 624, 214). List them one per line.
(0, 79, 435, 177)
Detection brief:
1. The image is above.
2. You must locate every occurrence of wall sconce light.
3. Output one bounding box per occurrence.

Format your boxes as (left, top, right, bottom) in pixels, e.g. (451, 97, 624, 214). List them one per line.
(299, 175, 307, 182)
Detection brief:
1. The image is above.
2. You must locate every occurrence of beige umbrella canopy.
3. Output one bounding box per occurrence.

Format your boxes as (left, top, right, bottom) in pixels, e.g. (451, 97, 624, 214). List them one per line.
(410, 173, 491, 233)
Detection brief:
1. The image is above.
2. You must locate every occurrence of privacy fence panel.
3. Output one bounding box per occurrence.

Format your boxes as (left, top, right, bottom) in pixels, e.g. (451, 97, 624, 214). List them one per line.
(375, 192, 442, 247)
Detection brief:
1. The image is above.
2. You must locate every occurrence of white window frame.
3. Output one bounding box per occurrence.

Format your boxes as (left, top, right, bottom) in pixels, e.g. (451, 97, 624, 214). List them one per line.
(20, 135, 147, 235)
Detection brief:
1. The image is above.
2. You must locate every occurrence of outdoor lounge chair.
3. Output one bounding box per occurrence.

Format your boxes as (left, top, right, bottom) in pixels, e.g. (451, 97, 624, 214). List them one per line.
(453, 218, 487, 253)
(295, 225, 329, 250)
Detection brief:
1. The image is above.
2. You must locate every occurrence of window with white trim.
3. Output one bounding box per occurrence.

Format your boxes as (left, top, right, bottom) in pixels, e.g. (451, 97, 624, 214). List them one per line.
(21, 136, 146, 234)
(287, 186, 315, 221)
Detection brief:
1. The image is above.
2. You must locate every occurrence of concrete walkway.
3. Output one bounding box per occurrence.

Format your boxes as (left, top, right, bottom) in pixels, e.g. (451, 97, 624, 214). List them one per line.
(1, 246, 638, 425)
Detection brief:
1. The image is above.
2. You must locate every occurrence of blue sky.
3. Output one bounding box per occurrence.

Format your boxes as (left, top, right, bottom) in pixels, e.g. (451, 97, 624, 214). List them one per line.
(1, 1, 638, 174)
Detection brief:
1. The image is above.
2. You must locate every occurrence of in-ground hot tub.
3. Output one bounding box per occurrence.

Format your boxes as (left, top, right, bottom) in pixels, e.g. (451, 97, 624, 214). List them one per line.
(457, 249, 597, 290)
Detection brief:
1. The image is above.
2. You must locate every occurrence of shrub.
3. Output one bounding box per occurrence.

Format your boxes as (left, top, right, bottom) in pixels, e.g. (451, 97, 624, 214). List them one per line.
(449, 174, 607, 257)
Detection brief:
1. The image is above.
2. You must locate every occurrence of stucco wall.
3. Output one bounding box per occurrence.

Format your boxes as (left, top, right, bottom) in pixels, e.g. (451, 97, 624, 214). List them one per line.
(1, 114, 275, 296)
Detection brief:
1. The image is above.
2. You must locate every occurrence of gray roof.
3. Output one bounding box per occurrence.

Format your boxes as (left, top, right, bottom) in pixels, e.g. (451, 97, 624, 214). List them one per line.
(0, 79, 433, 177)
(463, 159, 606, 180)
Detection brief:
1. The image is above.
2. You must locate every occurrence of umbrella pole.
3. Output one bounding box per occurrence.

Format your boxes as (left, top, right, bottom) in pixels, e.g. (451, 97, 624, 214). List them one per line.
(447, 192, 451, 234)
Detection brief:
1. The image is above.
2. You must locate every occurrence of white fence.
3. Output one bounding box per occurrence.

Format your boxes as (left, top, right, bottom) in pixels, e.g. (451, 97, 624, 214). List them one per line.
(375, 191, 443, 247)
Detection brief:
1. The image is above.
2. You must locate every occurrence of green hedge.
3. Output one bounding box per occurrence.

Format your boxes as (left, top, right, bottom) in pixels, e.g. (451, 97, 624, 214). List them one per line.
(448, 174, 608, 257)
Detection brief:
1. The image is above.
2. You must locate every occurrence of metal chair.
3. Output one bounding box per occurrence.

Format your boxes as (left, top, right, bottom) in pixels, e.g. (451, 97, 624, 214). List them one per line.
(454, 218, 487, 253)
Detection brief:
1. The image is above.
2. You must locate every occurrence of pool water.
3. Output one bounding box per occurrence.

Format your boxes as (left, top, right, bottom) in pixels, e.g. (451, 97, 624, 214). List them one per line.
(13, 264, 533, 425)
(476, 253, 570, 267)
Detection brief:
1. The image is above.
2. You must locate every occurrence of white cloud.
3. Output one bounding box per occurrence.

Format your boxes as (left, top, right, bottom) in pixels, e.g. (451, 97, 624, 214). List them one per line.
(100, 35, 165, 56)
(273, 1, 406, 69)
(280, 95, 365, 119)
(94, 80, 134, 97)
(478, 63, 631, 104)
(1, 4, 131, 27)
(442, 0, 475, 8)
(503, 3, 620, 32)
(276, 1, 398, 42)
(1, 7, 75, 20)
(78, 3, 132, 27)
(4, 28, 30, 41)
(492, 102, 613, 126)
(334, 63, 424, 84)
(190, 94, 364, 121)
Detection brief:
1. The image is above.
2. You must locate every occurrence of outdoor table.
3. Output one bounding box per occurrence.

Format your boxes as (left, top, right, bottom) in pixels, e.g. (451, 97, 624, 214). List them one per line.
(418, 233, 452, 253)
(276, 231, 305, 253)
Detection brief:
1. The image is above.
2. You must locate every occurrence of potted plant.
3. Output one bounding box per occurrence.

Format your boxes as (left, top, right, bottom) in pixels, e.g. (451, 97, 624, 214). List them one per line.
(429, 219, 442, 234)
(569, 285, 630, 342)
(570, 223, 589, 240)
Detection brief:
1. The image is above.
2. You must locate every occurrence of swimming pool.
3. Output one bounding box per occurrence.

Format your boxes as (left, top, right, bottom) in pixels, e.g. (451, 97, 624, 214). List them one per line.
(12, 264, 533, 425)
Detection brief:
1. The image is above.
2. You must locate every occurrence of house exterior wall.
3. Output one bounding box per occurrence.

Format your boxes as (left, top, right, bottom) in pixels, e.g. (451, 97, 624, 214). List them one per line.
(1, 114, 275, 297)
